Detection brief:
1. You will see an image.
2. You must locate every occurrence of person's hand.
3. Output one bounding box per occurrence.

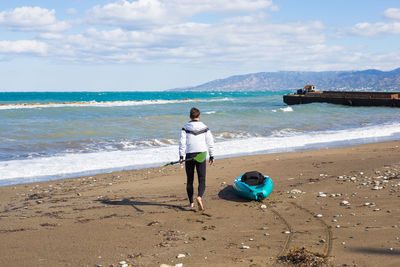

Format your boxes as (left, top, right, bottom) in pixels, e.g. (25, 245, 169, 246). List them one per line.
(179, 159, 184, 164)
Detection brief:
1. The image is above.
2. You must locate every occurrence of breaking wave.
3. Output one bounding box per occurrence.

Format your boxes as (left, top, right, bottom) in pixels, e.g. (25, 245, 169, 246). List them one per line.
(2, 122, 400, 186)
(0, 98, 233, 110)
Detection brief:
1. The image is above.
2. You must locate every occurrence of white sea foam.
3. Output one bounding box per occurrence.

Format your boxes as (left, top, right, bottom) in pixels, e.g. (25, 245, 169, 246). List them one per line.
(280, 107, 293, 112)
(0, 98, 233, 110)
(2, 123, 400, 186)
(272, 107, 293, 113)
(214, 131, 255, 139)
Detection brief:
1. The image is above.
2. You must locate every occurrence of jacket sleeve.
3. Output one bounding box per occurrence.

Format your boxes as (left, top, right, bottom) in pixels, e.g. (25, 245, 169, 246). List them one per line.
(206, 129, 215, 158)
(179, 128, 186, 159)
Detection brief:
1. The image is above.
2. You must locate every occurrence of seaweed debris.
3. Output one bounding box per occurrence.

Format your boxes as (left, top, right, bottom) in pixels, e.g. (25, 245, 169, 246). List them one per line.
(280, 247, 328, 267)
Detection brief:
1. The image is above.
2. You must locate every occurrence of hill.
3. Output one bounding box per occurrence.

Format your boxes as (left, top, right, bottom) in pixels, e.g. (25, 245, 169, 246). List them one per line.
(172, 68, 400, 91)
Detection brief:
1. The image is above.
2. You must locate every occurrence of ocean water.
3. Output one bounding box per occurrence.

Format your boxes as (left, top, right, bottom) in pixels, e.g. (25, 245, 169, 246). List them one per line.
(1, 91, 400, 186)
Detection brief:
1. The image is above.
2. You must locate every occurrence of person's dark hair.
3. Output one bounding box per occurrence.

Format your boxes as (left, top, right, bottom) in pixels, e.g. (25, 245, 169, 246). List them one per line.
(190, 107, 200, 119)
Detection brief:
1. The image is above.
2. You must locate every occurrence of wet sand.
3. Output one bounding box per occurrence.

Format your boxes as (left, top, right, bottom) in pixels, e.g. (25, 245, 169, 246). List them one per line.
(0, 141, 400, 267)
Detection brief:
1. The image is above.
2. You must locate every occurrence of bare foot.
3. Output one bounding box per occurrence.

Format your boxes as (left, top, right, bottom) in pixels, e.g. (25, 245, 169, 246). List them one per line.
(196, 196, 204, 211)
(185, 203, 194, 209)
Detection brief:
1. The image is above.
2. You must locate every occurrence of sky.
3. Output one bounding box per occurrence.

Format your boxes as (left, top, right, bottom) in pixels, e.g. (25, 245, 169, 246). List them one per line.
(0, 0, 400, 91)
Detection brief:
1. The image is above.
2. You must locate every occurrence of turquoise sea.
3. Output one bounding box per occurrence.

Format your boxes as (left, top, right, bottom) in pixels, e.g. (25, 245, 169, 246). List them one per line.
(1, 91, 400, 186)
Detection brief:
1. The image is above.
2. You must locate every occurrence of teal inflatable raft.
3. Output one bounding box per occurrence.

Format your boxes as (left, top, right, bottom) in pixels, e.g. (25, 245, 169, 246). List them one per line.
(233, 171, 273, 201)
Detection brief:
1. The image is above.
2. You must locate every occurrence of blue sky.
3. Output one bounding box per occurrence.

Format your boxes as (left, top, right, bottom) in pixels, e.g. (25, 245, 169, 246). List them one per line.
(0, 0, 399, 91)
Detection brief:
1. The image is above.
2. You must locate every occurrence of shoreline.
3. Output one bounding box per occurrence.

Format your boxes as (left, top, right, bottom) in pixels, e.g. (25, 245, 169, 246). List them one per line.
(1, 141, 400, 266)
(3, 135, 400, 187)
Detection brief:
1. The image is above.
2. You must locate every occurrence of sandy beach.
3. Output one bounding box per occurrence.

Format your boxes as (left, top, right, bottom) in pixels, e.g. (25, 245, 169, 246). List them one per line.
(1, 141, 400, 267)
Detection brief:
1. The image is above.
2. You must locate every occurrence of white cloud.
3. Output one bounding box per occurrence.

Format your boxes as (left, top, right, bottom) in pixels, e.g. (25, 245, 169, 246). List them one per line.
(173, 0, 274, 13)
(350, 22, 400, 36)
(383, 8, 400, 20)
(347, 8, 400, 36)
(0, 40, 47, 55)
(0, 6, 69, 32)
(37, 33, 65, 40)
(87, 0, 176, 28)
(66, 8, 78, 15)
(1, 1, 399, 73)
(86, 0, 275, 28)
(49, 14, 328, 66)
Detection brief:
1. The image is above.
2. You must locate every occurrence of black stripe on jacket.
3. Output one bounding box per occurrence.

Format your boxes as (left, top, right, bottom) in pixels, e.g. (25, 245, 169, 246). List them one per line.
(182, 127, 209, 136)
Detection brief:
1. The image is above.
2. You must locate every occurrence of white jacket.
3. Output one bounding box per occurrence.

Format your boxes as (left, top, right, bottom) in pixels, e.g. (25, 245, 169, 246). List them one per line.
(179, 120, 215, 159)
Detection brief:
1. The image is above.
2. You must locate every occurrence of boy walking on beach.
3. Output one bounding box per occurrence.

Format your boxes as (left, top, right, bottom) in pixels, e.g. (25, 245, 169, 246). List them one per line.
(179, 107, 215, 211)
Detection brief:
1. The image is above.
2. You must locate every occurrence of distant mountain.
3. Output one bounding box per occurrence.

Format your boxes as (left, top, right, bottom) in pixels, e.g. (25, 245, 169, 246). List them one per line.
(171, 68, 400, 91)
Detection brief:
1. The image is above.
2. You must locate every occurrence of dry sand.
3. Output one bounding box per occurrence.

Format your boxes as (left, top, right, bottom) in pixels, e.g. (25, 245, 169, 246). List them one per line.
(0, 141, 400, 267)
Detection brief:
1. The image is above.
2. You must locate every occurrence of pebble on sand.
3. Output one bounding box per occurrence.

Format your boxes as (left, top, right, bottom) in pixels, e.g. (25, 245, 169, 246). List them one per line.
(372, 186, 383, 190)
(176, 254, 186, 258)
(340, 200, 350, 206)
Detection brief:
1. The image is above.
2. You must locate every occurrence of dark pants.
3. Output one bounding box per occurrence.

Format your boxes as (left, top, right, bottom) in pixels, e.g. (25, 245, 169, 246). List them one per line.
(185, 152, 206, 203)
